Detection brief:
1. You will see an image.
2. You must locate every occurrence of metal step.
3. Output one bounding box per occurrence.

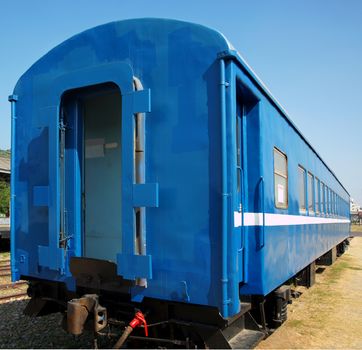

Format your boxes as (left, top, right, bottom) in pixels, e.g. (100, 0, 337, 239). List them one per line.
(228, 328, 265, 349)
(197, 302, 265, 349)
(223, 302, 252, 340)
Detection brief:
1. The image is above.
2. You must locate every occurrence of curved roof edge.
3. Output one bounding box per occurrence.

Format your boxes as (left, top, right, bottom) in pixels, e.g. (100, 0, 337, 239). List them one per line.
(11, 18, 349, 197)
(13, 17, 230, 91)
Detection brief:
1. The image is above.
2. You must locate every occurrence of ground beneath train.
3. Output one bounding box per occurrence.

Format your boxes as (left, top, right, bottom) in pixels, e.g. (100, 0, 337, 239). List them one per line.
(0, 231, 361, 348)
(257, 231, 362, 349)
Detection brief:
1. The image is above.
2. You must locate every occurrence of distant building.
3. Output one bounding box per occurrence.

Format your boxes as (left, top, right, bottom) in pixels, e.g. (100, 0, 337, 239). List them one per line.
(0, 156, 10, 183)
(350, 198, 361, 213)
(350, 198, 362, 224)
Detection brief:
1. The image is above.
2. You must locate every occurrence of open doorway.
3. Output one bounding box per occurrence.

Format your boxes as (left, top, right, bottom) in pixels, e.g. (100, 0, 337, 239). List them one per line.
(61, 83, 122, 262)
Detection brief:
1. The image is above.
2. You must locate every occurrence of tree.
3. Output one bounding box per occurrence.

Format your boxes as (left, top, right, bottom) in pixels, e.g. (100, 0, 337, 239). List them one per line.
(0, 149, 10, 158)
(0, 180, 10, 217)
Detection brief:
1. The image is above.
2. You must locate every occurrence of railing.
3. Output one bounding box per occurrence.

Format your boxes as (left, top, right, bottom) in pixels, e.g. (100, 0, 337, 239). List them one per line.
(260, 176, 265, 248)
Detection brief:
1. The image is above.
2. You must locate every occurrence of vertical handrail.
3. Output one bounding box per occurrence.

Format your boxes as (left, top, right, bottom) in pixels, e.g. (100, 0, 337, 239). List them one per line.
(133, 77, 147, 288)
(219, 59, 229, 317)
(8, 94, 18, 281)
(240, 167, 246, 282)
(260, 176, 265, 248)
(59, 108, 66, 248)
(240, 167, 244, 250)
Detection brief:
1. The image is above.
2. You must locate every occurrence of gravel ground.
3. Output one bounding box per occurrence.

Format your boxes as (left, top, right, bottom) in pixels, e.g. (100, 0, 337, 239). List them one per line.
(257, 236, 362, 349)
(1, 232, 360, 348)
(0, 249, 99, 348)
(0, 251, 115, 348)
(0, 300, 95, 349)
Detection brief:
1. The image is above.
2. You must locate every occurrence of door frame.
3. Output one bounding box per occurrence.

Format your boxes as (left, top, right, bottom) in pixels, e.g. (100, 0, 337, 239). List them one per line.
(61, 83, 123, 261)
(36, 62, 136, 273)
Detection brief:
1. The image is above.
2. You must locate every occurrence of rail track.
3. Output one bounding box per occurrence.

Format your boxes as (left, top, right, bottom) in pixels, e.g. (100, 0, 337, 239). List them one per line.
(0, 259, 10, 277)
(0, 258, 28, 302)
(0, 291, 28, 302)
(0, 268, 11, 277)
(0, 281, 27, 291)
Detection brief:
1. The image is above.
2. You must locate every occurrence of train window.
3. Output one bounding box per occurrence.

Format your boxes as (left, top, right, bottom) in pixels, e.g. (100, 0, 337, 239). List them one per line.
(298, 166, 306, 212)
(315, 177, 320, 214)
(320, 181, 325, 215)
(323, 184, 326, 215)
(308, 172, 314, 214)
(336, 195, 339, 216)
(326, 187, 330, 216)
(330, 189, 333, 215)
(331, 191, 334, 216)
(274, 148, 288, 208)
(332, 192, 335, 216)
(331, 190, 335, 215)
(341, 197, 343, 216)
(337, 195, 339, 216)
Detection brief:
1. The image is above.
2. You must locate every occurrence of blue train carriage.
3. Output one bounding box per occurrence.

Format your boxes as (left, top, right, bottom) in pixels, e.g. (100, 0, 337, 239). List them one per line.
(9, 18, 350, 348)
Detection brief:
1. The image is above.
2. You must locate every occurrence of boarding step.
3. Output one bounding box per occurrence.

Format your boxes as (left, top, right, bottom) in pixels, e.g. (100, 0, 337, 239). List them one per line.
(196, 302, 264, 349)
(223, 303, 265, 349)
(223, 303, 251, 340)
(228, 328, 265, 349)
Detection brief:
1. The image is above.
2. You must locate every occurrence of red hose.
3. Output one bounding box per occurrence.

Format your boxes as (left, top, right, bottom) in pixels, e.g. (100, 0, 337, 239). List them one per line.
(113, 311, 148, 349)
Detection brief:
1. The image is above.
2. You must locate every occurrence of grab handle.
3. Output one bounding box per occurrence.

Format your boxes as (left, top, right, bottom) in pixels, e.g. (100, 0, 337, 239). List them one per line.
(260, 176, 265, 248)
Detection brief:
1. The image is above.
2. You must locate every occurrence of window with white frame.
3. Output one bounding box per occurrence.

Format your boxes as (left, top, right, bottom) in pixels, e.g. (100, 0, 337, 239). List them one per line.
(308, 172, 314, 214)
(298, 166, 306, 211)
(315, 177, 320, 214)
(274, 148, 288, 208)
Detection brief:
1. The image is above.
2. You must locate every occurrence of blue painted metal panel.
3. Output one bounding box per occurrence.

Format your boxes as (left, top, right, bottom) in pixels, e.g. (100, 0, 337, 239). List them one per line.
(38, 245, 65, 271)
(133, 89, 151, 113)
(12, 19, 230, 313)
(33, 62, 134, 273)
(15, 249, 29, 278)
(33, 186, 49, 207)
(10, 18, 350, 319)
(133, 183, 159, 207)
(219, 59, 230, 317)
(219, 49, 349, 198)
(230, 60, 350, 296)
(117, 253, 152, 280)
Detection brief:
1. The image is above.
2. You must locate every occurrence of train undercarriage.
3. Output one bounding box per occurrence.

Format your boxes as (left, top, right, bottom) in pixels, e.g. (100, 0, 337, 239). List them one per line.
(22, 239, 349, 349)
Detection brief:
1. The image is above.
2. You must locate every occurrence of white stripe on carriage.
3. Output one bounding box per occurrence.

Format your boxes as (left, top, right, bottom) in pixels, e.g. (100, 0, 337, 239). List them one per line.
(234, 212, 350, 227)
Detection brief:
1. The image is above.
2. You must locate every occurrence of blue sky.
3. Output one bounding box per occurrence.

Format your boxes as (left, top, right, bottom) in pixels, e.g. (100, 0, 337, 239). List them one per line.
(0, 0, 361, 203)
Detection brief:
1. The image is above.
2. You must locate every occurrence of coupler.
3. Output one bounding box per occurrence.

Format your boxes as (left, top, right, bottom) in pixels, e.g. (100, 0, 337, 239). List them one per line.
(67, 294, 107, 335)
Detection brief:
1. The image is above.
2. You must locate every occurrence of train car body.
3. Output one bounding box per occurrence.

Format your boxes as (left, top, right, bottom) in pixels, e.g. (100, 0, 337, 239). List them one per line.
(9, 18, 350, 347)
